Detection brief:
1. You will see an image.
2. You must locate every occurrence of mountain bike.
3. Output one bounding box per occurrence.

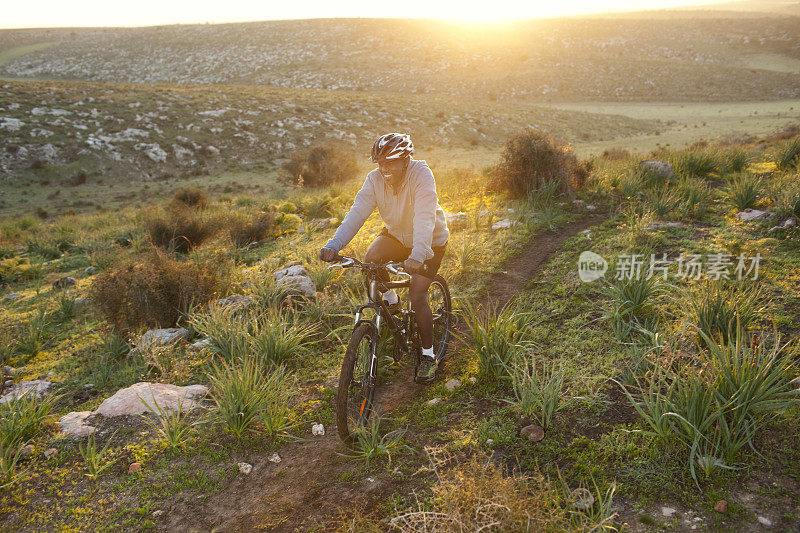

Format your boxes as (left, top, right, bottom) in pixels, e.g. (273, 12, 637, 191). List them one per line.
(327, 254, 452, 444)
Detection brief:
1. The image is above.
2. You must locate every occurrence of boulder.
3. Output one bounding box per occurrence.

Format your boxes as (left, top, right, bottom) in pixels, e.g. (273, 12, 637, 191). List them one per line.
(638, 160, 675, 180)
(58, 411, 96, 438)
(0, 380, 53, 404)
(311, 423, 325, 436)
(52, 277, 76, 289)
(491, 218, 519, 231)
(520, 424, 545, 443)
(736, 209, 772, 221)
(209, 294, 254, 312)
(95, 382, 208, 417)
(277, 275, 316, 299)
(137, 328, 190, 351)
(444, 379, 461, 392)
(274, 264, 307, 281)
(237, 462, 252, 474)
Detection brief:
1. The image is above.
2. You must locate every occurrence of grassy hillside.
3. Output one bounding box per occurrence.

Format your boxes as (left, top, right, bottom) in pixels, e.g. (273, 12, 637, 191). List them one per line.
(1, 15, 799, 102)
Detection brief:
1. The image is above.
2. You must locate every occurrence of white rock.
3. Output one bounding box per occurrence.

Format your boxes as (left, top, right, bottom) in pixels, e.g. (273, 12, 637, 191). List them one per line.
(661, 506, 677, 517)
(647, 222, 686, 230)
(445, 379, 461, 392)
(152, 510, 164, 518)
(491, 218, 519, 231)
(238, 462, 252, 474)
(188, 338, 213, 352)
(639, 160, 675, 180)
(757, 516, 772, 527)
(426, 398, 442, 406)
(268, 452, 281, 463)
(44, 447, 57, 458)
(736, 209, 772, 221)
(311, 423, 325, 436)
(0, 380, 52, 404)
(95, 382, 208, 417)
(58, 411, 96, 438)
(469, 377, 477, 384)
(209, 294, 254, 311)
(274, 264, 307, 281)
(137, 328, 190, 350)
(0, 117, 25, 131)
(485, 438, 494, 446)
(277, 275, 316, 299)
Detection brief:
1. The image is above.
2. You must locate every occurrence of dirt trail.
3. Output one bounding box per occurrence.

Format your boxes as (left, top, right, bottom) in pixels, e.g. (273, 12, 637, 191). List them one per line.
(160, 213, 604, 532)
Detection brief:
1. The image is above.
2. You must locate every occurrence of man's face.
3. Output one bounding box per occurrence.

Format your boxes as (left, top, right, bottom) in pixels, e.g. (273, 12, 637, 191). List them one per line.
(378, 157, 406, 187)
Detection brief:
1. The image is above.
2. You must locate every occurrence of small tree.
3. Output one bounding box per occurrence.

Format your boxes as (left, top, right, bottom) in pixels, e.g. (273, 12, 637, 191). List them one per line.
(282, 144, 359, 188)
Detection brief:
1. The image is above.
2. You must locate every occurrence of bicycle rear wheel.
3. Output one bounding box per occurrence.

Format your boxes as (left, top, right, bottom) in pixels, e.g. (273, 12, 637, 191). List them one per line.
(337, 322, 378, 443)
(427, 275, 452, 362)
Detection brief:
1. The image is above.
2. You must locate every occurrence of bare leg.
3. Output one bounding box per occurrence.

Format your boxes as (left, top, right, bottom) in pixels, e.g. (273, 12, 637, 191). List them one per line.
(364, 235, 407, 285)
(410, 274, 434, 349)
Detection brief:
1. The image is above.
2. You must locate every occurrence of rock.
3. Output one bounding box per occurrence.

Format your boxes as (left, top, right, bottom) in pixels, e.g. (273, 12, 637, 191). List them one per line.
(277, 275, 316, 299)
(152, 510, 164, 518)
(3, 293, 22, 302)
(485, 438, 494, 446)
(647, 222, 686, 230)
(714, 500, 727, 513)
(469, 377, 477, 384)
(0, 380, 53, 404)
(44, 448, 57, 459)
(569, 488, 595, 511)
(661, 506, 677, 517)
(95, 382, 208, 417)
(238, 462, 252, 474)
(638, 160, 675, 180)
(784, 216, 798, 227)
(426, 398, 442, 406)
(268, 452, 281, 463)
(757, 516, 772, 527)
(58, 411, 96, 438)
(137, 328, 190, 351)
(444, 378, 461, 392)
(444, 211, 468, 229)
(520, 424, 545, 443)
(209, 294, 254, 312)
(572, 199, 585, 208)
(274, 264, 307, 281)
(19, 444, 34, 457)
(2, 366, 15, 376)
(736, 209, 772, 221)
(491, 218, 519, 231)
(128, 462, 141, 474)
(52, 277, 76, 289)
(82, 266, 98, 276)
(3, 380, 12, 389)
(311, 423, 325, 436)
(188, 338, 213, 353)
(586, 205, 598, 212)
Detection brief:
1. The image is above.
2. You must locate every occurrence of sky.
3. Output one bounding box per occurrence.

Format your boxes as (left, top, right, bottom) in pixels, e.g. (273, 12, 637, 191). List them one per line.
(2, 0, 732, 29)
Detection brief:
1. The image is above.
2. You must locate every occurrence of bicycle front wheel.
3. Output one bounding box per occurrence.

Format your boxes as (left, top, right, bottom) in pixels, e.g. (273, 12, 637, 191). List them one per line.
(427, 274, 452, 362)
(337, 322, 379, 443)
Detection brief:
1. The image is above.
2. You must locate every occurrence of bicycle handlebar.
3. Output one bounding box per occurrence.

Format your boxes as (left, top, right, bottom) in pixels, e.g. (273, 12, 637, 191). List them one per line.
(326, 254, 412, 280)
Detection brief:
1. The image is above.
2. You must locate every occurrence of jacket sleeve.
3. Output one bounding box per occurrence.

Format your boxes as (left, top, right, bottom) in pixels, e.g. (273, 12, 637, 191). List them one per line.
(324, 176, 377, 252)
(408, 168, 438, 264)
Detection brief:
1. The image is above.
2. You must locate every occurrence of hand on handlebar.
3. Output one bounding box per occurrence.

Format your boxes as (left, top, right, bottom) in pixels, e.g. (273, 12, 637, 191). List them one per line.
(319, 247, 339, 263)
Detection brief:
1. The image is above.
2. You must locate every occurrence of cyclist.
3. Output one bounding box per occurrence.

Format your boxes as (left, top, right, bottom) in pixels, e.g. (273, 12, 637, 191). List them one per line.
(319, 133, 450, 384)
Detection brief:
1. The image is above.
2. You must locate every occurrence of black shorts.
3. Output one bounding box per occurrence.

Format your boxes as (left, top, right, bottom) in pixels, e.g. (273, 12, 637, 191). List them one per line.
(377, 227, 447, 279)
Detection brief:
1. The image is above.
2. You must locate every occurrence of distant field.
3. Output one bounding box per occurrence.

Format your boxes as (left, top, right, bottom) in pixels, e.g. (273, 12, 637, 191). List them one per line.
(546, 99, 800, 155)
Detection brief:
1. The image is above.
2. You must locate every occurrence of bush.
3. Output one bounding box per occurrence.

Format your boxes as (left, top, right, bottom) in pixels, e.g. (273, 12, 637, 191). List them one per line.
(143, 206, 217, 253)
(170, 187, 209, 209)
(490, 130, 582, 198)
(227, 210, 277, 248)
(89, 247, 231, 332)
(282, 144, 359, 188)
(725, 174, 761, 210)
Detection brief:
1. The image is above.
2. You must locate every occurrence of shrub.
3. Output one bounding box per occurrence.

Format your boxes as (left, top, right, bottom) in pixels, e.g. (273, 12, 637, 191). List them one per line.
(170, 187, 209, 209)
(489, 130, 582, 198)
(600, 147, 630, 160)
(89, 247, 231, 332)
(282, 144, 359, 188)
(683, 283, 767, 348)
(142, 206, 217, 253)
(227, 210, 277, 248)
(671, 150, 719, 179)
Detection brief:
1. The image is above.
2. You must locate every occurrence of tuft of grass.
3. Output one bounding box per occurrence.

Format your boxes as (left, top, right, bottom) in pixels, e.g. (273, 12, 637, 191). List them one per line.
(506, 352, 570, 429)
(0, 445, 28, 490)
(0, 388, 57, 448)
(671, 150, 719, 179)
(643, 186, 680, 218)
(79, 431, 118, 479)
(341, 415, 410, 467)
(682, 282, 767, 348)
(461, 301, 536, 381)
(675, 177, 712, 220)
(53, 289, 77, 322)
(602, 273, 666, 340)
(138, 396, 203, 450)
(775, 137, 800, 171)
(725, 174, 761, 211)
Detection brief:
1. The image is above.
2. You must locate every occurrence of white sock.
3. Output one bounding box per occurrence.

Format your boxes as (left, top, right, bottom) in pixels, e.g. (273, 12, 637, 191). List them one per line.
(422, 346, 434, 358)
(381, 289, 398, 305)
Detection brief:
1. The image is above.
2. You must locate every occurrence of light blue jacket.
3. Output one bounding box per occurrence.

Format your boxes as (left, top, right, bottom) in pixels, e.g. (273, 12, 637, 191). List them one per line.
(324, 159, 450, 263)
